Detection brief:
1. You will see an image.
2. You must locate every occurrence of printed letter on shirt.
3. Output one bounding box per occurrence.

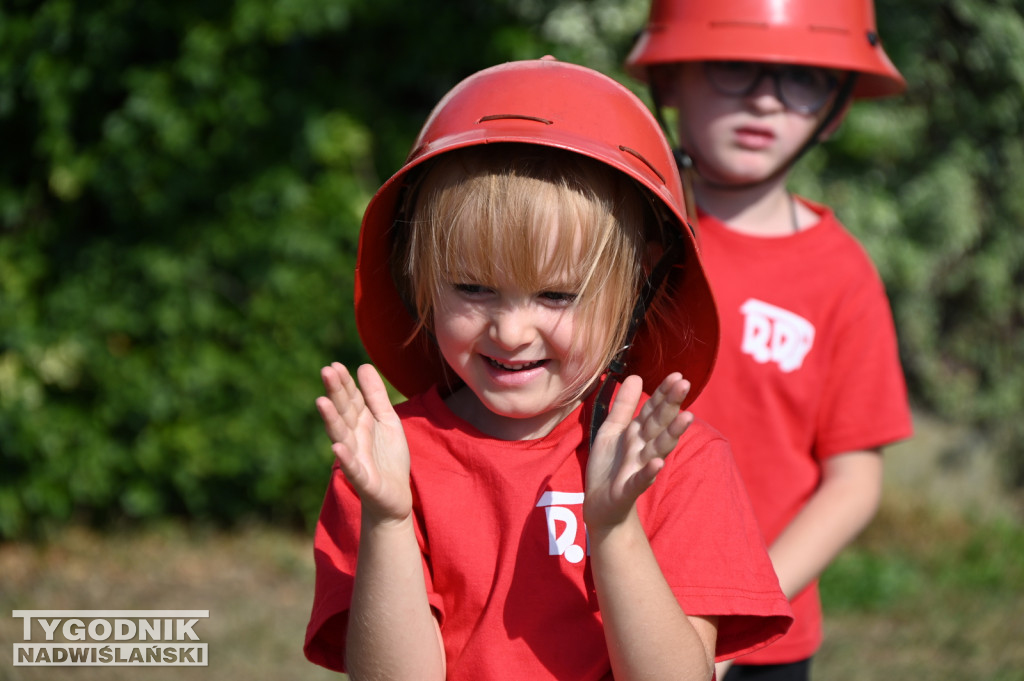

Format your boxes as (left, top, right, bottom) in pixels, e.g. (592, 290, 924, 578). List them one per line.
(536, 491, 587, 564)
(740, 299, 815, 372)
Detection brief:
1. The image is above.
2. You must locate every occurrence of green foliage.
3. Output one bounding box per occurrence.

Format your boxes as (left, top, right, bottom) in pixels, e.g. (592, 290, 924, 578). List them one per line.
(822, 510, 1024, 613)
(0, 0, 635, 538)
(792, 0, 1024, 486)
(819, 550, 922, 613)
(3, 0, 1023, 538)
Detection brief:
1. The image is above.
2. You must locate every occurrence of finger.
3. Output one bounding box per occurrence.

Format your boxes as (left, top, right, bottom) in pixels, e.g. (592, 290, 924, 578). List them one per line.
(322, 363, 366, 430)
(622, 457, 667, 499)
(332, 441, 372, 493)
(638, 375, 690, 442)
(321, 362, 355, 400)
(316, 395, 361, 454)
(318, 364, 364, 437)
(602, 375, 645, 431)
(638, 396, 684, 443)
(642, 410, 694, 461)
(355, 364, 399, 424)
(638, 372, 686, 419)
(336, 363, 370, 430)
(667, 374, 691, 405)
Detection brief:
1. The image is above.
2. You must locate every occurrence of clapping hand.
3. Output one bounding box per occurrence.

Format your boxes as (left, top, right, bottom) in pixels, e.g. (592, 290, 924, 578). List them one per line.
(583, 373, 693, 532)
(316, 363, 413, 524)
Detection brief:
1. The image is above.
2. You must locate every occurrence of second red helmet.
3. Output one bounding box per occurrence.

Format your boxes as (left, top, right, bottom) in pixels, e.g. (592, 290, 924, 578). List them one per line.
(626, 0, 906, 98)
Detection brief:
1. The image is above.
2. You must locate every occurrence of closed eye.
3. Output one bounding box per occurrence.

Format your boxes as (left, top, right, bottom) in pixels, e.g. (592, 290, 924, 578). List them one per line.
(452, 283, 493, 296)
(539, 290, 578, 306)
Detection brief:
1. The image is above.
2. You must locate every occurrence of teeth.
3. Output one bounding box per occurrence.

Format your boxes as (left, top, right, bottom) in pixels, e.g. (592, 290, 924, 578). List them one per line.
(490, 358, 542, 371)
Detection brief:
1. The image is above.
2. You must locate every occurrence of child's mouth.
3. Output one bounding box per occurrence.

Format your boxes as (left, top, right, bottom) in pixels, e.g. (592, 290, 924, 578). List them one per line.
(488, 357, 546, 372)
(735, 126, 775, 149)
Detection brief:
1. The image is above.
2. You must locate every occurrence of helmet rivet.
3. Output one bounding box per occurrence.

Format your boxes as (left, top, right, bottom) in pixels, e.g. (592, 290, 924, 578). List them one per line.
(867, 30, 879, 46)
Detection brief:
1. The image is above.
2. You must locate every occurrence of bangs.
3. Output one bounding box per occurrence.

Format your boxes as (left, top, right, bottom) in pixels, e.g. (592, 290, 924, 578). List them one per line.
(434, 172, 611, 295)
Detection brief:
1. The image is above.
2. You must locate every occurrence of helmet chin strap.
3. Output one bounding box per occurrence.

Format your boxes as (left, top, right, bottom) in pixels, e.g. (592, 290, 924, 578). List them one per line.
(588, 227, 686, 446)
(651, 72, 859, 194)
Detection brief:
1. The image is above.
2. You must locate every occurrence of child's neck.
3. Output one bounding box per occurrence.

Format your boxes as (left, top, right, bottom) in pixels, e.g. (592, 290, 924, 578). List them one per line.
(695, 176, 814, 237)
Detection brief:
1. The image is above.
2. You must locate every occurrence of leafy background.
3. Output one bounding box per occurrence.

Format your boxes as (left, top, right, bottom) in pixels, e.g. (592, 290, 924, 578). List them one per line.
(2, 0, 1022, 539)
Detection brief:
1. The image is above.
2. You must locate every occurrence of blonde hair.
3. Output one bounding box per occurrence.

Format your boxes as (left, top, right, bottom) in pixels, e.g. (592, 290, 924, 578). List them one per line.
(394, 144, 664, 402)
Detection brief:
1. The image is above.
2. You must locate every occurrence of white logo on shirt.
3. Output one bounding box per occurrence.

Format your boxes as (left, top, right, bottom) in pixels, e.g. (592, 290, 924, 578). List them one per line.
(537, 491, 587, 564)
(740, 298, 815, 372)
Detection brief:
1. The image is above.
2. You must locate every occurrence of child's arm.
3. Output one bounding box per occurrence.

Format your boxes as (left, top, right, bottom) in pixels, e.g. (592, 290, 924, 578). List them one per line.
(584, 373, 718, 681)
(716, 452, 881, 678)
(767, 448, 883, 600)
(316, 363, 446, 681)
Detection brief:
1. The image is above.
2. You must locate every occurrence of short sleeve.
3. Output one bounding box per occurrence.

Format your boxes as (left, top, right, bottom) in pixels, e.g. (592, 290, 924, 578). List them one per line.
(642, 421, 794, 660)
(814, 266, 912, 458)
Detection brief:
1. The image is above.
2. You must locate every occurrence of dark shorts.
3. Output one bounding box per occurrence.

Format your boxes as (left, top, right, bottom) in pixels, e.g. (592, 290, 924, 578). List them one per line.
(723, 659, 812, 681)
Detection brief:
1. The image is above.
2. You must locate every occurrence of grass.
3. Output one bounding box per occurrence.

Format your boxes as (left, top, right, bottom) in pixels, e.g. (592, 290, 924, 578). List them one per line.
(0, 523, 338, 681)
(1, 484, 1021, 680)
(817, 499, 1024, 680)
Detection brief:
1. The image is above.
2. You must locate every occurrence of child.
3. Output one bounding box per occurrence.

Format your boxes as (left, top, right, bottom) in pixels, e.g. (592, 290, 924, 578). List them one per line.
(303, 56, 792, 681)
(626, 2, 914, 679)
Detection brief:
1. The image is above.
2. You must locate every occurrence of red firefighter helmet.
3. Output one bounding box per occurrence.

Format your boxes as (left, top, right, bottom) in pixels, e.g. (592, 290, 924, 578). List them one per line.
(354, 57, 719, 406)
(626, 0, 905, 98)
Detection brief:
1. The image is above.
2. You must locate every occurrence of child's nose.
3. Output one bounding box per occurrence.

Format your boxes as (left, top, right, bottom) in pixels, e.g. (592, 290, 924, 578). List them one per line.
(489, 306, 536, 349)
(746, 74, 785, 111)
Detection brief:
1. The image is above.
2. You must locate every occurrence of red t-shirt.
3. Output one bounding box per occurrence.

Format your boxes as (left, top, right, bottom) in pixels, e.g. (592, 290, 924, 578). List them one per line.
(691, 201, 913, 664)
(305, 385, 793, 680)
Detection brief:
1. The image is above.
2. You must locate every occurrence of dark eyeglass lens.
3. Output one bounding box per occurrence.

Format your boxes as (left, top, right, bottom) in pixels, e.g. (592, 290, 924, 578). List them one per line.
(704, 62, 836, 113)
(705, 62, 761, 95)
(779, 67, 835, 112)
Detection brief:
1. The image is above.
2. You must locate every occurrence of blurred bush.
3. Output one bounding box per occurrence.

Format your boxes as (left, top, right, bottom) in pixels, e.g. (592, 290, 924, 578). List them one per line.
(0, 0, 625, 538)
(792, 0, 1024, 488)
(1, 0, 1022, 539)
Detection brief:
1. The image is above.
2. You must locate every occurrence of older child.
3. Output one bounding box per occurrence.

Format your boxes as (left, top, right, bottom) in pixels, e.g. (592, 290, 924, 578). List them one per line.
(627, 2, 914, 679)
(303, 57, 791, 681)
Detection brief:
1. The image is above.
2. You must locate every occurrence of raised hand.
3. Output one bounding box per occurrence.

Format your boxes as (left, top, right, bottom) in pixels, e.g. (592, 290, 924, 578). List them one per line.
(316, 363, 413, 524)
(583, 373, 693, 532)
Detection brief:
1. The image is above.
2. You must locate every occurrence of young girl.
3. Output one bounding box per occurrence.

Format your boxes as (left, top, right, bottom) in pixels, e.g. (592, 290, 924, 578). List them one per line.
(627, 2, 914, 679)
(303, 57, 792, 681)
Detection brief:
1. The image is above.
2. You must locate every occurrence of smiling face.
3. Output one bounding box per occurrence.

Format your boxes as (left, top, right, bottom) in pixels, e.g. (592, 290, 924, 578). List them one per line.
(664, 62, 840, 186)
(398, 145, 649, 440)
(431, 229, 591, 440)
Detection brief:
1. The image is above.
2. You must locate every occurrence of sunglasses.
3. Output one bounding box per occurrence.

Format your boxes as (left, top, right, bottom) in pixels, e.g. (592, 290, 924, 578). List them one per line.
(704, 61, 839, 114)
